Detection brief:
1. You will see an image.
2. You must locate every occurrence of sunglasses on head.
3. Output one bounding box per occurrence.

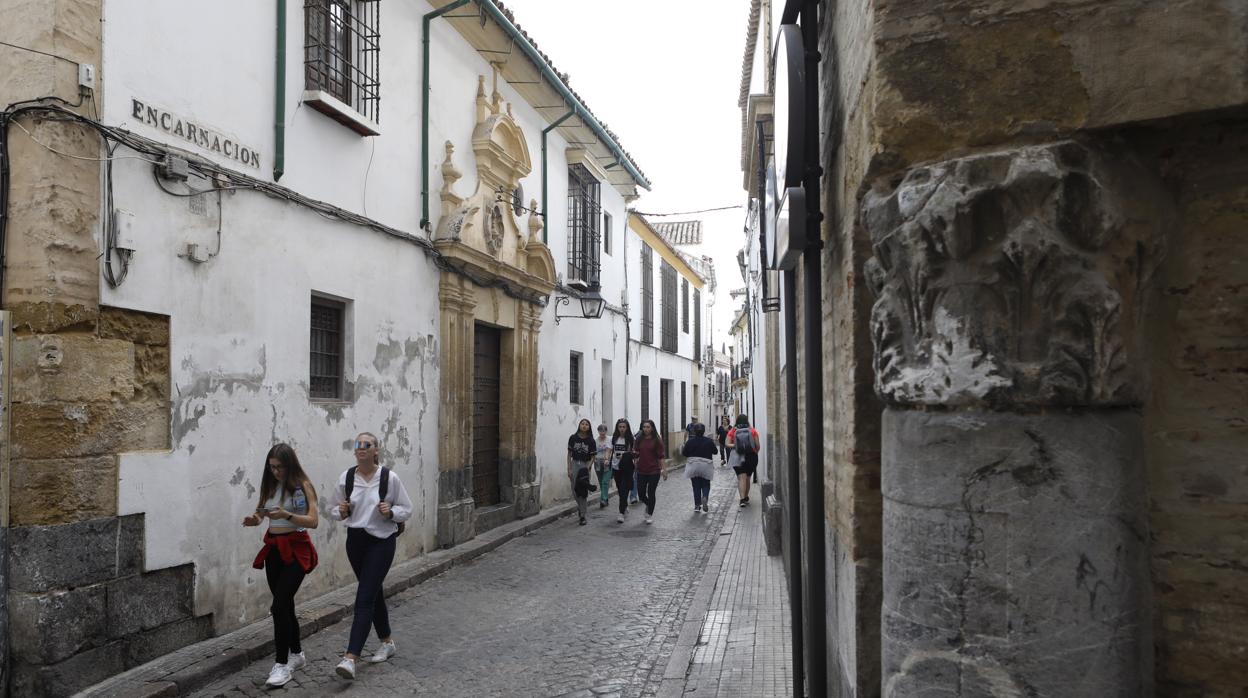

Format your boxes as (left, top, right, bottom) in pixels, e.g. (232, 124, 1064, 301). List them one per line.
(355, 441, 375, 450)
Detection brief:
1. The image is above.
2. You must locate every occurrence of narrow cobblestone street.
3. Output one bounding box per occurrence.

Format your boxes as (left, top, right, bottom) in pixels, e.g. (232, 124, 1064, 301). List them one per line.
(193, 467, 775, 697)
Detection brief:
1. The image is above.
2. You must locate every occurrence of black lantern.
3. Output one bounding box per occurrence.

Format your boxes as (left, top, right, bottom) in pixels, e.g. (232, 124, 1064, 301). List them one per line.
(554, 282, 605, 324)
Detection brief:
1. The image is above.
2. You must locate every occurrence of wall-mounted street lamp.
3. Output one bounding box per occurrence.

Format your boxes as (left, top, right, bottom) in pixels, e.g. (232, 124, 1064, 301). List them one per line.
(553, 282, 605, 324)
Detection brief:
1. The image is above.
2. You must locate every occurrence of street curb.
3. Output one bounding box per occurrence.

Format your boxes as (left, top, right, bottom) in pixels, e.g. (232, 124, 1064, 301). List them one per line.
(657, 493, 740, 698)
(74, 494, 593, 698)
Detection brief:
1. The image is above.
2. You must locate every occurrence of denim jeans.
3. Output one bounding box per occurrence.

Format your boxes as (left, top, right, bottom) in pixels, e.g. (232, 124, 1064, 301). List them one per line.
(690, 477, 711, 506)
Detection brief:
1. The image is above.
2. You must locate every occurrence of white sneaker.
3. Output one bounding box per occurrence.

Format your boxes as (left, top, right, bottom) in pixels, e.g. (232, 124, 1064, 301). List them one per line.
(369, 640, 396, 663)
(645, 515, 653, 525)
(335, 657, 356, 680)
(265, 663, 292, 688)
(617, 512, 625, 523)
(287, 651, 306, 671)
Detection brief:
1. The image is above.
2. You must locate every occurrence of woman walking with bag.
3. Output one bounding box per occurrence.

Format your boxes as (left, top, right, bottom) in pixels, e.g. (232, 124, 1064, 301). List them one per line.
(568, 419, 598, 525)
(329, 432, 413, 680)
(715, 416, 731, 466)
(632, 419, 668, 525)
(682, 424, 718, 513)
(611, 419, 636, 523)
(728, 415, 762, 507)
(243, 443, 319, 688)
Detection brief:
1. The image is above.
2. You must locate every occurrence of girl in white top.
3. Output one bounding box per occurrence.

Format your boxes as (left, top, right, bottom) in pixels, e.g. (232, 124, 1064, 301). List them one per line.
(328, 432, 413, 680)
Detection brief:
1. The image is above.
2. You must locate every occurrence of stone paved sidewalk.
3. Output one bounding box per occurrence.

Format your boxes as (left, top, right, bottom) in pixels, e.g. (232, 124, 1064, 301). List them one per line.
(187, 467, 739, 697)
(668, 496, 793, 697)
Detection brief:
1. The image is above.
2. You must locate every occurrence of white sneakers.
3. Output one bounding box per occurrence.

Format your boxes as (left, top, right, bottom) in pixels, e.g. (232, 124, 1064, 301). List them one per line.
(287, 651, 306, 671)
(644, 515, 653, 525)
(335, 656, 356, 680)
(265, 663, 293, 688)
(617, 512, 626, 523)
(370, 640, 397, 663)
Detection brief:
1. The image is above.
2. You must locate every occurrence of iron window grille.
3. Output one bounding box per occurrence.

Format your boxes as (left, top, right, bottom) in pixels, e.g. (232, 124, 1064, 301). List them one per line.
(681, 381, 687, 428)
(570, 352, 582, 404)
(641, 245, 654, 344)
(693, 289, 702, 362)
(305, 0, 380, 124)
(681, 278, 689, 333)
(310, 297, 344, 399)
(640, 375, 650, 421)
(567, 164, 601, 286)
(661, 262, 678, 353)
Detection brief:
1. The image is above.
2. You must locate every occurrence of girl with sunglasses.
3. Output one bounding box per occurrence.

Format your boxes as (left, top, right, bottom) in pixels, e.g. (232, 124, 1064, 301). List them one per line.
(243, 443, 319, 688)
(329, 432, 413, 680)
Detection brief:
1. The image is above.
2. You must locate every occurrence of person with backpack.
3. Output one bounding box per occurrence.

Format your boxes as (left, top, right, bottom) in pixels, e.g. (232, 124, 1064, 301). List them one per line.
(243, 443, 319, 688)
(329, 432, 413, 680)
(632, 419, 668, 524)
(728, 414, 761, 507)
(681, 423, 718, 513)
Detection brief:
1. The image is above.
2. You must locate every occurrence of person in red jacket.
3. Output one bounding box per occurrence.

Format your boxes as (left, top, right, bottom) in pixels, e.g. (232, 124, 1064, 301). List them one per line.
(631, 419, 668, 525)
(243, 443, 319, 688)
(728, 415, 762, 507)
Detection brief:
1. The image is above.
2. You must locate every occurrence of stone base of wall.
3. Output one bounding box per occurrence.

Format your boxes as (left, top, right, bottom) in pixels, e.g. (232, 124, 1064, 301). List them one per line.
(511, 482, 541, 518)
(437, 497, 476, 549)
(6, 516, 213, 696)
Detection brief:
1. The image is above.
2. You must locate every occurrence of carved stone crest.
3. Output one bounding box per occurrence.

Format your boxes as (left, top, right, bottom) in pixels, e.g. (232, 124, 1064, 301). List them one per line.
(863, 141, 1168, 407)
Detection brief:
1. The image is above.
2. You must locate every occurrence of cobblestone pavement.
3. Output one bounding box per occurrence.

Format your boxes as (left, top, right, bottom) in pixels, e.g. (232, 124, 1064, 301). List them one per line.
(678, 501, 792, 697)
(193, 467, 738, 698)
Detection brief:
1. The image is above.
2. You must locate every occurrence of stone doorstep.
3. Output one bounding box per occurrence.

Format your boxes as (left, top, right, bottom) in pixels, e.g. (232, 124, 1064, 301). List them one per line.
(71, 492, 603, 698)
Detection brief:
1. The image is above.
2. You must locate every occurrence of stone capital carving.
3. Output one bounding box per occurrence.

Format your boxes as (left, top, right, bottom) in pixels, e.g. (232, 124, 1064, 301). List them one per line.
(863, 141, 1167, 408)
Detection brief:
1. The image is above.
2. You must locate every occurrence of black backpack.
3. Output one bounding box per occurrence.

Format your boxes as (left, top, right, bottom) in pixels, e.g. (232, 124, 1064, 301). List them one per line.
(345, 466, 404, 535)
(734, 428, 756, 455)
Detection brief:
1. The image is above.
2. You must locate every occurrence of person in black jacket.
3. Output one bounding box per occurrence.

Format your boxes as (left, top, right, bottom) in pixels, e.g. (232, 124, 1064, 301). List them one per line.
(681, 424, 718, 513)
(715, 416, 731, 465)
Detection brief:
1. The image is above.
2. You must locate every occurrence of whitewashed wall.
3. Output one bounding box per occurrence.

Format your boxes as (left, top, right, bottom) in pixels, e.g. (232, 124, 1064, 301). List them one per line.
(99, 0, 641, 632)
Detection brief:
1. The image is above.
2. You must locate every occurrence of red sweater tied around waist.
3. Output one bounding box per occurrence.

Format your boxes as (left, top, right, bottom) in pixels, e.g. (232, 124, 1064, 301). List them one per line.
(253, 530, 318, 573)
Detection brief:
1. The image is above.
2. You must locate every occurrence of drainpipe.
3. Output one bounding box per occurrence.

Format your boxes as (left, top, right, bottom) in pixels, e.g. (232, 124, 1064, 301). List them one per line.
(420, 0, 473, 232)
(784, 268, 804, 698)
(273, 0, 286, 181)
(540, 109, 576, 244)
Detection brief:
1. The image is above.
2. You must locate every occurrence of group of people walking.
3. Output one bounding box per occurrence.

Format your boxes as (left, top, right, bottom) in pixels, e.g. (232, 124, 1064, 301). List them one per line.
(242, 415, 761, 688)
(566, 414, 762, 526)
(241, 432, 413, 688)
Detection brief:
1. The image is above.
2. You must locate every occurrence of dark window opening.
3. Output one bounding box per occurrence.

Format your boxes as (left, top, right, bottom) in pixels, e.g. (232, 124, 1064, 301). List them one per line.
(567, 164, 601, 286)
(304, 0, 380, 124)
(693, 288, 702, 362)
(681, 278, 689, 333)
(603, 211, 613, 255)
(310, 297, 344, 399)
(570, 352, 582, 405)
(641, 245, 654, 345)
(661, 262, 678, 353)
(640, 375, 650, 422)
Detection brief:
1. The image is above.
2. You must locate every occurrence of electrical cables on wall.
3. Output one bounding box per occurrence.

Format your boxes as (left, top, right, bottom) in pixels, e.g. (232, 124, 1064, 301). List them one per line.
(1, 99, 548, 304)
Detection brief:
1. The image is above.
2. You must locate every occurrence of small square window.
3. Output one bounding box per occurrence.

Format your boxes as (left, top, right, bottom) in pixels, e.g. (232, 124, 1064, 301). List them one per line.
(570, 352, 583, 405)
(603, 211, 613, 255)
(310, 296, 346, 399)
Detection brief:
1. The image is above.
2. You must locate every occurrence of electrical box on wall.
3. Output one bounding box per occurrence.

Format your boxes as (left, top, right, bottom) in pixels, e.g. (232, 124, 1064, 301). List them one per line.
(77, 63, 96, 90)
(113, 208, 137, 251)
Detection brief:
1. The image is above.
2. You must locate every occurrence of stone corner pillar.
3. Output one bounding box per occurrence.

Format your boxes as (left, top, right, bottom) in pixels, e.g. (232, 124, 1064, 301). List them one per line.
(863, 141, 1167, 698)
(436, 275, 476, 548)
(508, 303, 543, 519)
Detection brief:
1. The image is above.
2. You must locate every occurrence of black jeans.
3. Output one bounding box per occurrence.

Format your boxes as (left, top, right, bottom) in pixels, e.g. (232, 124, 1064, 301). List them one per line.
(613, 462, 635, 515)
(264, 547, 307, 664)
(345, 527, 397, 656)
(638, 473, 661, 515)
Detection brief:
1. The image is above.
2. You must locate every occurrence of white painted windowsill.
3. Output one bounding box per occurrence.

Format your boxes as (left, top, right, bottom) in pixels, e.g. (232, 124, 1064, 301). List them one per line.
(301, 89, 380, 137)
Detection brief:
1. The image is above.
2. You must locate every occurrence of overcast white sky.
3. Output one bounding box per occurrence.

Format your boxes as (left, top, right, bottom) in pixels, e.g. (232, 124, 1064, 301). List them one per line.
(502, 0, 753, 351)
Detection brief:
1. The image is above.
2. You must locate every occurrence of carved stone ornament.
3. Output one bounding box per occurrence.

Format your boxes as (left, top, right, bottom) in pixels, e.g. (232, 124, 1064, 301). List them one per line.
(486, 205, 505, 255)
(863, 141, 1168, 408)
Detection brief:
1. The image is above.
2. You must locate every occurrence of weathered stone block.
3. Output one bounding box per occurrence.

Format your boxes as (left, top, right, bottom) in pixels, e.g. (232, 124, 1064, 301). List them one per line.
(437, 497, 475, 548)
(133, 343, 171, 401)
(8, 518, 120, 592)
(9, 456, 118, 525)
(761, 494, 783, 556)
(125, 615, 214, 666)
(5, 301, 98, 335)
(11, 334, 135, 402)
(12, 640, 126, 698)
(98, 306, 170, 346)
(10, 399, 170, 459)
(106, 565, 195, 637)
(882, 409, 1151, 698)
(117, 513, 146, 576)
(512, 482, 541, 518)
(8, 586, 108, 664)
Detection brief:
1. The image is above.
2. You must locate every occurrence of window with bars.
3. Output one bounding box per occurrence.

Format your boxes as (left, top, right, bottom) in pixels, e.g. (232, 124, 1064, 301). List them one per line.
(640, 245, 654, 344)
(681, 278, 689, 333)
(693, 288, 702, 362)
(603, 211, 612, 256)
(661, 262, 678, 353)
(681, 381, 687, 428)
(310, 297, 345, 399)
(304, 0, 380, 126)
(640, 375, 650, 421)
(567, 164, 601, 285)
(570, 352, 583, 404)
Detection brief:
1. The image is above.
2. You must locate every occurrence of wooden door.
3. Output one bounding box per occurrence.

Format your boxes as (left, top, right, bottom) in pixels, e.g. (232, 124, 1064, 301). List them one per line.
(472, 324, 502, 506)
